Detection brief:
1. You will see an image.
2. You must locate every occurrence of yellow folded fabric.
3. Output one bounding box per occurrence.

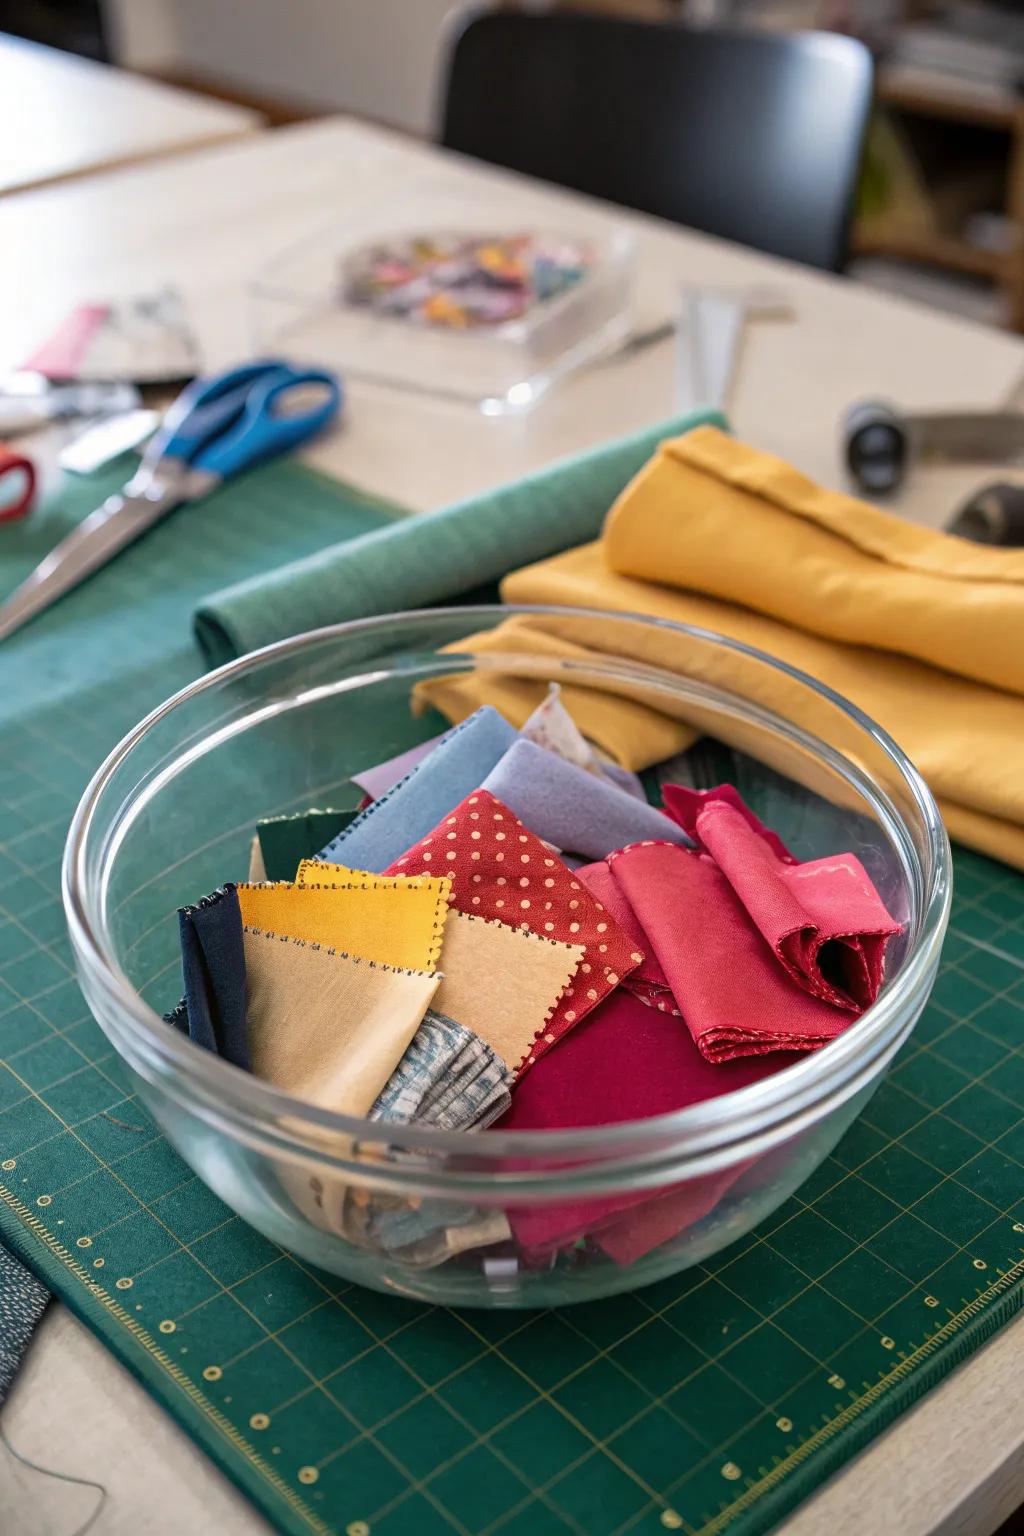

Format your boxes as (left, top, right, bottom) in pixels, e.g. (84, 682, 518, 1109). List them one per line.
(419, 427, 1024, 867)
(609, 426, 1024, 698)
(238, 870, 450, 972)
(434, 911, 584, 1072)
(413, 620, 694, 762)
(242, 928, 439, 1114)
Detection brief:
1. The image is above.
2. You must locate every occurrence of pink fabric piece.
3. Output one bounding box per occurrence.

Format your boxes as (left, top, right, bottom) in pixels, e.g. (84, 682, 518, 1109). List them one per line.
(496, 987, 790, 1258)
(23, 304, 109, 379)
(608, 840, 861, 1061)
(576, 858, 678, 1014)
(662, 786, 900, 1010)
(352, 732, 446, 800)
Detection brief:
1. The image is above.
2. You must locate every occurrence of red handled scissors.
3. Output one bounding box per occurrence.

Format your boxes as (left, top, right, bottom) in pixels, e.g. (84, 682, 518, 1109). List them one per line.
(0, 444, 35, 524)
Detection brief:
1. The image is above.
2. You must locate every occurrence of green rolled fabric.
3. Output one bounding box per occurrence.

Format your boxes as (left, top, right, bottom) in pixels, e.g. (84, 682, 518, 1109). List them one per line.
(193, 408, 726, 665)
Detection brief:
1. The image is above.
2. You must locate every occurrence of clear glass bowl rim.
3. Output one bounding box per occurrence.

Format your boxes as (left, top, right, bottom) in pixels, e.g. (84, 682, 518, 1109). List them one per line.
(63, 604, 952, 1180)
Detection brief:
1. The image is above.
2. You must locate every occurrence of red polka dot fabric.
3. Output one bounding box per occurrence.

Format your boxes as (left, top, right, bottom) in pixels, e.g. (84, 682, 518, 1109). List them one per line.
(384, 789, 642, 1071)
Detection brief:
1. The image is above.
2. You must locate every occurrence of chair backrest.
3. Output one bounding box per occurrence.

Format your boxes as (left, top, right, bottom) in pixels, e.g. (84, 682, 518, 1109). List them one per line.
(441, 10, 873, 272)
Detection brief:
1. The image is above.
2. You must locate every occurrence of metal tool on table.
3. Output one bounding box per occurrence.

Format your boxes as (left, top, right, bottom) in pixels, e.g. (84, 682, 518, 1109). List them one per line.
(58, 408, 162, 474)
(0, 444, 36, 524)
(843, 398, 1024, 498)
(842, 384, 1024, 545)
(673, 285, 792, 413)
(0, 359, 343, 642)
(0, 373, 141, 438)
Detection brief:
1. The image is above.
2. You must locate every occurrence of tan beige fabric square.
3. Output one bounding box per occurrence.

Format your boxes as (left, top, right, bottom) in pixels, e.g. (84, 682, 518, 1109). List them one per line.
(434, 911, 583, 1073)
(243, 927, 439, 1115)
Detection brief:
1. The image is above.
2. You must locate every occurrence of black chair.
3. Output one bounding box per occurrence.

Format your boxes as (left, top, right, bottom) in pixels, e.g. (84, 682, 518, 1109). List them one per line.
(441, 10, 873, 272)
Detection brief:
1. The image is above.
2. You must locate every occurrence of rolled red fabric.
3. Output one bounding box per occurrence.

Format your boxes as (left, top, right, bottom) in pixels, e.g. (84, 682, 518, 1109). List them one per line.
(662, 785, 900, 1010)
(608, 840, 861, 1060)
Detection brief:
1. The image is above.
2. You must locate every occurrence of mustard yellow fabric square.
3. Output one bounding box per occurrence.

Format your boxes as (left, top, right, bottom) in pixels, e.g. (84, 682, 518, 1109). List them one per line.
(237, 868, 450, 972)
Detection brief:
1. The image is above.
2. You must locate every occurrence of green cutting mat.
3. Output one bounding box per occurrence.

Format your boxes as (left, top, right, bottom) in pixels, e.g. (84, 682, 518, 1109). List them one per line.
(3, 467, 1024, 1536)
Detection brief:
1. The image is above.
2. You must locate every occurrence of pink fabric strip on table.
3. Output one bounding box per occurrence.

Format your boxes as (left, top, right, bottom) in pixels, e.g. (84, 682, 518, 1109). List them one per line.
(662, 785, 900, 1011)
(22, 304, 109, 378)
(607, 840, 861, 1060)
(497, 987, 790, 1260)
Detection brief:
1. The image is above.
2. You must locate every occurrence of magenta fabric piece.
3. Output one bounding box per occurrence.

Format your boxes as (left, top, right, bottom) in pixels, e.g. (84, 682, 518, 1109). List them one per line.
(496, 987, 789, 1257)
(608, 840, 860, 1061)
(593, 1173, 750, 1266)
(662, 786, 900, 1011)
(351, 732, 447, 800)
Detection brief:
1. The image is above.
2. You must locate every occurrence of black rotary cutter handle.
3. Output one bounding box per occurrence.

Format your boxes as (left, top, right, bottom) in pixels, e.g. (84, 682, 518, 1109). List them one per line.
(949, 482, 1024, 546)
(844, 400, 1024, 498)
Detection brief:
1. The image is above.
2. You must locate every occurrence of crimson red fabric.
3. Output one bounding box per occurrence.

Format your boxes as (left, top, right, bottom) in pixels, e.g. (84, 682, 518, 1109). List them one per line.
(496, 987, 789, 1259)
(662, 786, 900, 1010)
(608, 840, 861, 1060)
(383, 788, 641, 1070)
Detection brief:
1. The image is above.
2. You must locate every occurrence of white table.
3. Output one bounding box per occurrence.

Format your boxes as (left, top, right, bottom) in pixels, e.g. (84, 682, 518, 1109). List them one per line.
(2, 117, 1024, 1536)
(0, 33, 260, 197)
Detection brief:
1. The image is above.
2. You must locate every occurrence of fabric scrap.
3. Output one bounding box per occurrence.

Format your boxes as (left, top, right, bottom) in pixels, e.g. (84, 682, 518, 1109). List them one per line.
(497, 987, 789, 1260)
(168, 884, 249, 1068)
(248, 835, 268, 883)
(345, 1198, 511, 1269)
(483, 737, 689, 861)
(431, 910, 582, 1076)
(662, 782, 796, 863)
(521, 682, 646, 800)
(319, 705, 517, 873)
(663, 785, 900, 1009)
(369, 1010, 512, 1130)
(0, 1243, 49, 1406)
(242, 927, 438, 1114)
(576, 858, 678, 1013)
(608, 840, 860, 1060)
(351, 732, 447, 801)
(238, 870, 450, 973)
(384, 789, 640, 1069)
(257, 806, 361, 882)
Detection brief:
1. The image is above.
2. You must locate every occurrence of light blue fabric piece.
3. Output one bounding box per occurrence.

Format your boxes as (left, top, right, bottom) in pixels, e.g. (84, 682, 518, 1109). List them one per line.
(318, 705, 516, 872)
(482, 738, 693, 860)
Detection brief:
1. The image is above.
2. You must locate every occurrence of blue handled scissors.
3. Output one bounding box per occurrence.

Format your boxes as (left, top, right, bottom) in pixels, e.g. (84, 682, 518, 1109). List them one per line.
(0, 358, 342, 642)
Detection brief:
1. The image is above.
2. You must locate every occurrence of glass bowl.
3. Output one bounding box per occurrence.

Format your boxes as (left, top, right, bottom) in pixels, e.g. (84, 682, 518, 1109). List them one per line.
(63, 606, 951, 1308)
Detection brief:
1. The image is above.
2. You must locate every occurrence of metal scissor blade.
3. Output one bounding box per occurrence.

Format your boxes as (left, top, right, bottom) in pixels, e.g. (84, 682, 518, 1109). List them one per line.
(0, 487, 173, 642)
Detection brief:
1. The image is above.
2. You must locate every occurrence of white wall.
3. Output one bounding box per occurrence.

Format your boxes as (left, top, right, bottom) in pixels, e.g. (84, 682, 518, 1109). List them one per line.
(104, 0, 473, 136)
